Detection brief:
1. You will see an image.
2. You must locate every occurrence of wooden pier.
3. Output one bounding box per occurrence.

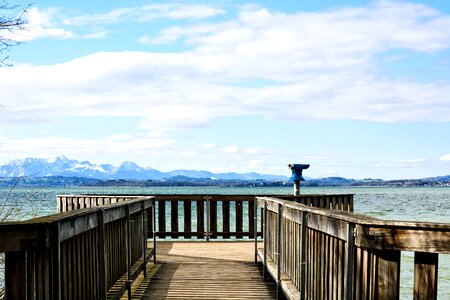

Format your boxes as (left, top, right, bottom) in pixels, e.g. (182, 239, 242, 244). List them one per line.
(1, 193, 449, 299)
(130, 241, 275, 299)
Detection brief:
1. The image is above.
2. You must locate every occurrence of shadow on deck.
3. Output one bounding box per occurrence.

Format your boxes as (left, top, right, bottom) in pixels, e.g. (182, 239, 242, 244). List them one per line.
(129, 242, 276, 300)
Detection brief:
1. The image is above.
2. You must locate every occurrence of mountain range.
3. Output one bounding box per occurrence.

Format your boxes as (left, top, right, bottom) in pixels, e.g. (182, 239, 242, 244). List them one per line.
(0, 156, 288, 181)
(1, 157, 449, 188)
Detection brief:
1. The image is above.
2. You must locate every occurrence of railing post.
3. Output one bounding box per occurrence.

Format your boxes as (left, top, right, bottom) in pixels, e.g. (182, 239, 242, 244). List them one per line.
(5, 251, 27, 300)
(205, 196, 211, 242)
(276, 203, 282, 300)
(141, 201, 147, 278)
(376, 249, 401, 300)
(126, 204, 132, 300)
(97, 209, 107, 300)
(254, 197, 258, 263)
(263, 200, 268, 280)
(152, 199, 157, 264)
(57, 196, 61, 213)
(52, 221, 61, 300)
(299, 210, 307, 300)
(344, 222, 355, 300)
(414, 252, 438, 300)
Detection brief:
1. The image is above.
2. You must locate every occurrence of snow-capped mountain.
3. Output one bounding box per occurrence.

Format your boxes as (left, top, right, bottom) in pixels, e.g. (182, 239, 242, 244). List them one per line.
(0, 156, 288, 181)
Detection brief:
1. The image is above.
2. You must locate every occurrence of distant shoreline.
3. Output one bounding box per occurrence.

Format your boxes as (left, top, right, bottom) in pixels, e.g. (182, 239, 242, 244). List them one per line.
(0, 175, 449, 188)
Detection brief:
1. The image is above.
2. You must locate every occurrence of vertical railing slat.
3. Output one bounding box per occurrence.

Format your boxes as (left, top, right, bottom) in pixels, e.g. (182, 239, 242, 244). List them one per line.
(254, 198, 258, 263)
(263, 200, 268, 280)
(344, 223, 355, 300)
(126, 205, 132, 299)
(142, 202, 148, 278)
(414, 252, 438, 300)
(5, 251, 27, 299)
(51, 222, 61, 300)
(375, 249, 401, 300)
(210, 200, 217, 239)
(98, 209, 107, 300)
(184, 200, 192, 239)
(158, 200, 166, 238)
(276, 203, 282, 299)
(249, 199, 255, 239)
(171, 200, 179, 238)
(236, 200, 243, 239)
(299, 211, 307, 300)
(223, 201, 230, 238)
(197, 200, 205, 239)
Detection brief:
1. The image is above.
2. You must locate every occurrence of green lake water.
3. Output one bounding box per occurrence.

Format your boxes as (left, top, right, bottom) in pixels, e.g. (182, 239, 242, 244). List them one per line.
(1, 186, 449, 299)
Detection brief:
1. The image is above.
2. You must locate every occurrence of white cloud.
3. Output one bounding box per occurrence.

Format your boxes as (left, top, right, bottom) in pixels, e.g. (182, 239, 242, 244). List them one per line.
(374, 158, 425, 168)
(151, 1, 450, 54)
(139, 23, 220, 45)
(201, 143, 215, 149)
(4, 7, 74, 42)
(81, 31, 108, 39)
(136, 2, 450, 122)
(327, 170, 338, 176)
(4, 4, 225, 42)
(249, 159, 264, 169)
(2, 47, 449, 128)
(140, 4, 225, 21)
(0, 134, 174, 164)
(1, 0, 450, 160)
(243, 147, 268, 155)
(222, 145, 240, 154)
(440, 154, 450, 161)
(63, 4, 225, 26)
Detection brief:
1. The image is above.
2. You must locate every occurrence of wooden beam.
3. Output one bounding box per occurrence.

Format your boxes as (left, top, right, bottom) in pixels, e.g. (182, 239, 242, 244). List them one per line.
(307, 213, 348, 240)
(357, 226, 450, 253)
(414, 252, 438, 300)
(0, 226, 40, 251)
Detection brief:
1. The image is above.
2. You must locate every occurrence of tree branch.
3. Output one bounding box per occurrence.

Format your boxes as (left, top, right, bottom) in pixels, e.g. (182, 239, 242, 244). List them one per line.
(0, 1, 31, 66)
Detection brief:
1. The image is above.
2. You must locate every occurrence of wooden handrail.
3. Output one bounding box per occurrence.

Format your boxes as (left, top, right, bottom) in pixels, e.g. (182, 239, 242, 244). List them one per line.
(3, 192, 446, 299)
(57, 193, 354, 213)
(256, 196, 450, 300)
(0, 197, 155, 300)
(56, 194, 354, 240)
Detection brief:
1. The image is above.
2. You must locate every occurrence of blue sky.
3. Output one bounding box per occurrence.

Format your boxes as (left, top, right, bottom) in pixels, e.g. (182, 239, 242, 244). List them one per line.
(0, 0, 449, 179)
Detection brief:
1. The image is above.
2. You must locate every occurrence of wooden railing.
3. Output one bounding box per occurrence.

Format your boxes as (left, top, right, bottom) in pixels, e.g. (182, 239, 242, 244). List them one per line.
(256, 196, 450, 300)
(0, 197, 154, 300)
(57, 194, 353, 239)
(57, 195, 141, 213)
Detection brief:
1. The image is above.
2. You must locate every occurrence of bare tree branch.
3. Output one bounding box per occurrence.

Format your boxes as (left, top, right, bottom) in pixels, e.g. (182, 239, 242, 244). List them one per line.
(0, 1, 31, 67)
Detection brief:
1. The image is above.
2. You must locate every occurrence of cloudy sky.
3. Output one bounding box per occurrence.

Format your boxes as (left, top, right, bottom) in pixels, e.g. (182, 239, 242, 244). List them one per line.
(0, 0, 449, 179)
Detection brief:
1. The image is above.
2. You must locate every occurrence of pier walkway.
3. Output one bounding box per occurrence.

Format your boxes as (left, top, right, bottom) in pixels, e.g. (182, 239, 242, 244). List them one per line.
(129, 242, 275, 299)
(1, 193, 449, 299)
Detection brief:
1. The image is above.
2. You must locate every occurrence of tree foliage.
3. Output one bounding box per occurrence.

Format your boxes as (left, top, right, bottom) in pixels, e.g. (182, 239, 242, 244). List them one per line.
(0, 1, 29, 66)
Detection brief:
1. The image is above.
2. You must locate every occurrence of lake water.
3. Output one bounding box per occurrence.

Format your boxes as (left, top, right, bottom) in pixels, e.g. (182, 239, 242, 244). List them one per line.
(0, 186, 449, 298)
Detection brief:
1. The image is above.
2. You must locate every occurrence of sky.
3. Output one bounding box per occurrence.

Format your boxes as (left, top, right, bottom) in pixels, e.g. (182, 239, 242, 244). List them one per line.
(0, 0, 449, 180)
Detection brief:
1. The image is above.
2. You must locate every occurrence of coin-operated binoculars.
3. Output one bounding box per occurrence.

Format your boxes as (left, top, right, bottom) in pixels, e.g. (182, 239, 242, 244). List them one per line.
(288, 164, 310, 196)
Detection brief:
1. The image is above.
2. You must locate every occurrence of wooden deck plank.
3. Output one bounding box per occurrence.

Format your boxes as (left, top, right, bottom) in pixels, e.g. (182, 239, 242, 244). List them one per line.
(130, 242, 276, 299)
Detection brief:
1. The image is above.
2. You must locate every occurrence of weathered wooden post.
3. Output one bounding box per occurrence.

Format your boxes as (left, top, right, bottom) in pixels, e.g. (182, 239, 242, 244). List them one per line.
(126, 204, 132, 300)
(97, 209, 107, 300)
(205, 196, 211, 241)
(288, 163, 310, 195)
(254, 197, 258, 263)
(276, 203, 282, 300)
